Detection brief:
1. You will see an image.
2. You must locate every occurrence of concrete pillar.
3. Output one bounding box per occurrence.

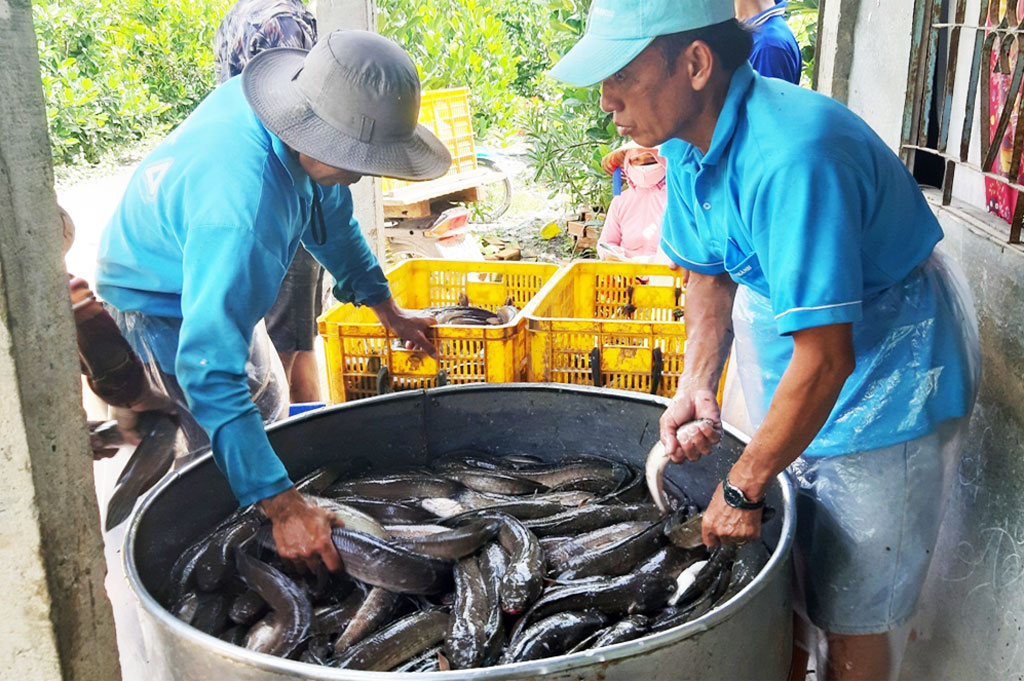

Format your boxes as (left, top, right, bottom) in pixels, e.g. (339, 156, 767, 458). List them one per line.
(814, 0, 859, 103)
(0, 1, 121, 680)
(317, 0, 386, 262)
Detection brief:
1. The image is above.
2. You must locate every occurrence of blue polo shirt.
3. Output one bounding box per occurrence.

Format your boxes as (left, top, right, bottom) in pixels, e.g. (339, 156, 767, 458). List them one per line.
(97, 77, 390, 505)
(745, 2, 802, 85)
(660, 63, 973, 455)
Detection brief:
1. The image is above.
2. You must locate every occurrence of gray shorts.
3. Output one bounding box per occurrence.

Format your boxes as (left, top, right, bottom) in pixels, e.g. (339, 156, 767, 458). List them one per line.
(790, 417, 966, 634)
(264, 244, 323, 353)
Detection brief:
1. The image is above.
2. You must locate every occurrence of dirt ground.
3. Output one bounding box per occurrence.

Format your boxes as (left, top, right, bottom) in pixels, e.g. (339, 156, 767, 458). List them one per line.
(465, 140, 598, 264)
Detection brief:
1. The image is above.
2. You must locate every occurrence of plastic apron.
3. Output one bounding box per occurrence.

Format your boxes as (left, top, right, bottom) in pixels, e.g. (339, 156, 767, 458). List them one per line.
(729, 248, 981, 675)
(730, 249, 980, 455)
(106, 307, 288, 464)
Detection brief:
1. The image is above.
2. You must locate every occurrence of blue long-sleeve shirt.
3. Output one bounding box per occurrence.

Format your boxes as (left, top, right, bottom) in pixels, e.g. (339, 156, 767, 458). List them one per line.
(97, 77, 389, 505)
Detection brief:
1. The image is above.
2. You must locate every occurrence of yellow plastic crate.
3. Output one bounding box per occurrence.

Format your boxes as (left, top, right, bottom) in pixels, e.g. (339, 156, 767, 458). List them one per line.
(525, 261, 726, 400)
(319, 259, 559, 403)
(381, 87, 478, 193)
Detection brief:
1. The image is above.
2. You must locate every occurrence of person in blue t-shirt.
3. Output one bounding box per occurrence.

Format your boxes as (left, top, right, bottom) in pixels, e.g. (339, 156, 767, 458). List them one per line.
(550, 1, 979, 679)
(737, 0, 802, 83)
(96, 30, 451, 572)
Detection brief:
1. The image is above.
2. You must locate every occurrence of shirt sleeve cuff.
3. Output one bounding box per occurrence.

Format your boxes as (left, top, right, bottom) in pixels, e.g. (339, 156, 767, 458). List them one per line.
(774, 300, 862, 335)
(212, 411, 293, 506)
(660, 238, 726, 275)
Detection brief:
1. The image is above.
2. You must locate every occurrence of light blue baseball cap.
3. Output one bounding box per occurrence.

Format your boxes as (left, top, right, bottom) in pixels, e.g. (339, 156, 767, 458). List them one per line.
(549, 0, 736, 86)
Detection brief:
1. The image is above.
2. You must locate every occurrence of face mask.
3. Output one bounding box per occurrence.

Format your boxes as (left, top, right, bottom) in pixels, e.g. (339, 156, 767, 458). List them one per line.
(627, 161, 666, 189)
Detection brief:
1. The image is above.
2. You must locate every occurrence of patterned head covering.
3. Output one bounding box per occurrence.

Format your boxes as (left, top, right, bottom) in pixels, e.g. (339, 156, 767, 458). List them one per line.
(214, 0, 317, 84)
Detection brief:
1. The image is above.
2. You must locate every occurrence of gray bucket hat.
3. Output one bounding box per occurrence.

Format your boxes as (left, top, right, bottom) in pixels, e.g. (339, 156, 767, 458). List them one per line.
(242, 29, 451, 181)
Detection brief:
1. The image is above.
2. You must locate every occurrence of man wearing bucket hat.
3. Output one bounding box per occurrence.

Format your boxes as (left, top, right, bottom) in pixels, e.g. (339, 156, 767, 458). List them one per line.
(97, 30, 451, 571)
(551, 2, 979, 680)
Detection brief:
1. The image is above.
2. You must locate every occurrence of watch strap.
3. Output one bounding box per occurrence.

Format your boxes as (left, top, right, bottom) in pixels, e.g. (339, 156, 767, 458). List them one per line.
(722, 475, 765, 510)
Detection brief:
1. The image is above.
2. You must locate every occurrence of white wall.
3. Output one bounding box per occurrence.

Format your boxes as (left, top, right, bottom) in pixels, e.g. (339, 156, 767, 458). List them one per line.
(844, 0, 916, 151)
(822, 2, 1024, 676)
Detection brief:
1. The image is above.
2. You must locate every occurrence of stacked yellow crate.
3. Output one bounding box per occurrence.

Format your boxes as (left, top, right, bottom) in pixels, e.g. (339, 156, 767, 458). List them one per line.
(524, 261, 726, 400)
(318, 259, 559, 402)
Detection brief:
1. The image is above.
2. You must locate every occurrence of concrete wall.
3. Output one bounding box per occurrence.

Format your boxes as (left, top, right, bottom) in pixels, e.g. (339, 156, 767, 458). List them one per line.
(0, 0, 120, 679)
(819, 1, 1024, 675)
(900, 192, 1024, 679)
(815, 0, 858, 103)
(844, 0, 916, 151)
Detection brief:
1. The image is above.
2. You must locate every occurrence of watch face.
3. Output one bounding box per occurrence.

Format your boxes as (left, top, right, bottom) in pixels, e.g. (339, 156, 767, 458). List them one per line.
(724, 485, 742, 506)
(723, 479, 761, 509)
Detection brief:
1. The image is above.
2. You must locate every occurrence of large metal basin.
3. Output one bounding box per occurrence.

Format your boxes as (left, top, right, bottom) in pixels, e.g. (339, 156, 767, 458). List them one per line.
(126, 384, 795, 680)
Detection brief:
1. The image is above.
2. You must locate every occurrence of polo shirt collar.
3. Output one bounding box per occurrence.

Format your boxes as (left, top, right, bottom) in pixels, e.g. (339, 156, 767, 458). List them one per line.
(701, 63, 756, 168)
(270, 130, 314, 204)
(746, 1, 787, 28)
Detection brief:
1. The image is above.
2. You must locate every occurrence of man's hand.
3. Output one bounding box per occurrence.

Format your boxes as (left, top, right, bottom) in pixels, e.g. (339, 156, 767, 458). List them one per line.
(659, 388, 722, 462)
(371, 297, 438, 358)
(260, 488, 342, 573)
(701, 482, 762, 547)
(88, 419, 124, 459)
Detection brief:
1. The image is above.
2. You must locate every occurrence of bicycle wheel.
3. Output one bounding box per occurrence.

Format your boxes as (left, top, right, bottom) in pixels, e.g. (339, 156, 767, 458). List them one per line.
(474, 156, 513, 222)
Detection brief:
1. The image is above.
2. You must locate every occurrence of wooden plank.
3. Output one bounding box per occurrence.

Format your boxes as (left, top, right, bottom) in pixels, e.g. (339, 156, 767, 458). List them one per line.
(382, 167, 502, 206)
(383, 183, 482, 219)
(384, 199, 433, 219)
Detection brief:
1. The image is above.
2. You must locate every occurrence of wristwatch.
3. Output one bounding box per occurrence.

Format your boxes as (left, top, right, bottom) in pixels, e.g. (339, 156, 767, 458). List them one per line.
(722, 474, 765, 511)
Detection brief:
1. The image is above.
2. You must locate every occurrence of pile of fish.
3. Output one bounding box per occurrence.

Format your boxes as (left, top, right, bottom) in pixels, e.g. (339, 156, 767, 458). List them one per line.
(162, 449, 770, 671)
(419, 293, 519, 327)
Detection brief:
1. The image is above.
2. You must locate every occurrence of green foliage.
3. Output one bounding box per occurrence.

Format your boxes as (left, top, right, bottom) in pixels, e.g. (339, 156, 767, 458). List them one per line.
(378, 0, 550, 138)
(519, 0, 623, 211)
(34, 0, 230, 165)
(787, 0, 820, 87)
(524, 88, 617, 211)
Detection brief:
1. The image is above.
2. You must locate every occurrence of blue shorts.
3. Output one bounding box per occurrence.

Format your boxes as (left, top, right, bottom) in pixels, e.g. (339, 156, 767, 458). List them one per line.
(790, 418, 966, 634)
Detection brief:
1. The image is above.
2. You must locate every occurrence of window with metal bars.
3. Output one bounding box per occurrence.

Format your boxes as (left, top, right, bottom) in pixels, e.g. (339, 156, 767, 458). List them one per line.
(902, 0, 1024, 243)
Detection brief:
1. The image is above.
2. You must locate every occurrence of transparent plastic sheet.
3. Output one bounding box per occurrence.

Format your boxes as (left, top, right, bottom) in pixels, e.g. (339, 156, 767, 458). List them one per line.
(728, 250, 980, 679)
(106, 307, 289, 463)
(731, 250, 981, 454)
(93, 311, 287, 680)
(791, 416, 968, 680)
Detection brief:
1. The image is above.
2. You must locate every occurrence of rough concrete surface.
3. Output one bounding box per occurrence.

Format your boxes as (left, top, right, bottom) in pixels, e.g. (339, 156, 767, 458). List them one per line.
(845, 0, 915, 151)
(0, 1, 121, 679)
(815, 0, 860, 104)
(899, 193, 1024, 680)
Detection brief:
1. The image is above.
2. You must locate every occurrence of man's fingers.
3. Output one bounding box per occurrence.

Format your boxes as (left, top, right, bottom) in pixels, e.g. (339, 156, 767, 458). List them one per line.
(417, 332, 438, 359)
(319, 542, 342, 573)
(659, 420, 677, 451)
(703, 527, 719, 548)
(696, 420, 722, 443)
(404, 332, 437, 359)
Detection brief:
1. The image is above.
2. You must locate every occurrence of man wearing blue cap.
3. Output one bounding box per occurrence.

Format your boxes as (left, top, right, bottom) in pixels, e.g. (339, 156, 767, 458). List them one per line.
(551, 2, 979, 680)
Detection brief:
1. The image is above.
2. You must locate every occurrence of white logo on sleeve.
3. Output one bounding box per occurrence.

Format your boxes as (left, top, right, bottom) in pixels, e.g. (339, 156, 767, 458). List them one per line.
(142, 159, 173, 202)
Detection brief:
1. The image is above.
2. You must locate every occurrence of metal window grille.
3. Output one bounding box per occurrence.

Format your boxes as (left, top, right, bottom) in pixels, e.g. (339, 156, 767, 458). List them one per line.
(901, 0, 1024, 243)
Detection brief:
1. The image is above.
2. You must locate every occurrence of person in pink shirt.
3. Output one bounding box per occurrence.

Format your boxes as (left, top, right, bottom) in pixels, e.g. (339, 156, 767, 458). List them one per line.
(597, 147, 669, 263)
